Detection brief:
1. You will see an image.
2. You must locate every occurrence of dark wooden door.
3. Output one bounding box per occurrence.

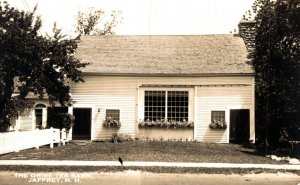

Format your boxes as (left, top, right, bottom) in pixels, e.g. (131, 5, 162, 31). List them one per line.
(230, 109, 250, 143)
(72, 108, 91, 140)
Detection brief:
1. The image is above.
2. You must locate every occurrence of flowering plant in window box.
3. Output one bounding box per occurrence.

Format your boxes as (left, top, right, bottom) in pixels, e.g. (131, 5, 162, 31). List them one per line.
(103, 117, 121, 128)
(139, 119, 194, 128)
(209, 119, 227, 129)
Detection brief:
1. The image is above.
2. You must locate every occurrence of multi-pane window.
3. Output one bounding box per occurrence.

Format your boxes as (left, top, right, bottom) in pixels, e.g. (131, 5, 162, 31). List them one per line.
(35, 104, 46, 128)
(106, 109, 120, 120)
(144, 91, 166, 121)
(211, 111, 225, 122)
(167, 91, 189, 121)
(144, 91, 189, 121)
(35, 109, 43, 127)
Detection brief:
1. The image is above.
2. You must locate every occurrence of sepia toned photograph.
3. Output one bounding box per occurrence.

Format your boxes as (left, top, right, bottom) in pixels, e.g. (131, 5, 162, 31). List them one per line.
(0, 0, 299, 184)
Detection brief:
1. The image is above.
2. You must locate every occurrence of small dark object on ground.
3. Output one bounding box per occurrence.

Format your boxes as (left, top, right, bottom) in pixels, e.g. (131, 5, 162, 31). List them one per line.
(119, 157, 125, 169)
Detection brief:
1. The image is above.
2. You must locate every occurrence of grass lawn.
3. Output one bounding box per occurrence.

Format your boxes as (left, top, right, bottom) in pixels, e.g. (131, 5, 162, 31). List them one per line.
(0, 141, 281, 164)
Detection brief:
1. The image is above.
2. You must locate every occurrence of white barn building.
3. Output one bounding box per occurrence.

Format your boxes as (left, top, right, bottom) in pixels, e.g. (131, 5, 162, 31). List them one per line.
(16, 34, 255, 143)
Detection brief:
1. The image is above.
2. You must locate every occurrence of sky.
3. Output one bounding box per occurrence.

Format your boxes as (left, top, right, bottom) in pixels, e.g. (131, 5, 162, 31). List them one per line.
(8, 0, 255, 35)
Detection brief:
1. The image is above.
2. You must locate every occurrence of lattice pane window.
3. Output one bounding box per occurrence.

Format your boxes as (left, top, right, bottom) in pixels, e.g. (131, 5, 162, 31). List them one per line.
(106, 109, 120, 120)
(144, 90, 189, 121)
(167, 91, 189, 121)
(35, 109, 43, 127)
(211, 111, 225, 122)
(144, 91, 166, 121)
(35, 103, 46, 128)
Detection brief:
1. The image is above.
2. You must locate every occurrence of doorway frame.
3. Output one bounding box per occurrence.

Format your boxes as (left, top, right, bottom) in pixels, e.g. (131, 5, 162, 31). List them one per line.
(229, 109, 250, 143)
(227, 105, 254, 143)
(69, 105, 95, 141)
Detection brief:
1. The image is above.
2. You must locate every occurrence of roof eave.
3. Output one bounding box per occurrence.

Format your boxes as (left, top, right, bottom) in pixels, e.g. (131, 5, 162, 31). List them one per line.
(82, 72, 255, 77)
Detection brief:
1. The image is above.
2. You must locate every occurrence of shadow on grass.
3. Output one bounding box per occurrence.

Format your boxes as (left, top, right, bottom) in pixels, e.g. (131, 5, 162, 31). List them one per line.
(239, 142, 299, 158)
(233, 143, 267, 158)
(239, 150, 266, 157)
(240, 144, 300, 162)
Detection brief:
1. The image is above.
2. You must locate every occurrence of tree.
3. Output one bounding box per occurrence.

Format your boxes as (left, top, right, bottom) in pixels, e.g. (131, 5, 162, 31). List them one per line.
(249, 0, 300, 148)
(0, 2, 88, 131)
(76, 8, 122, 35)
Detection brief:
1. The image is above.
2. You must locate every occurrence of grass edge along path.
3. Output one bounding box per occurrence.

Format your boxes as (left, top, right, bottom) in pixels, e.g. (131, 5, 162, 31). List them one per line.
(0, 165, 299, 175)
(0, 141, 285, 164)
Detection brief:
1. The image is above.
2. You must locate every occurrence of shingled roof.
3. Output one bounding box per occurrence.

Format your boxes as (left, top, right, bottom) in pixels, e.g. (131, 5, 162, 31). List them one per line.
(76, 35, 254, 76)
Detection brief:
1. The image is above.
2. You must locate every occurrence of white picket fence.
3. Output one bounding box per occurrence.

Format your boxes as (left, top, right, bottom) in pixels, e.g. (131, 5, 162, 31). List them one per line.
(0, 128, 68, 155)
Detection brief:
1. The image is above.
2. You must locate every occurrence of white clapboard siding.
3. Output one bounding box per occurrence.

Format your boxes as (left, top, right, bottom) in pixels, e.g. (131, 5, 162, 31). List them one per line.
(16, 100, 50, 131)
(72, 95, 136, 140)
(195, 85, 253, 143)
(19, 113, 33, 131)
(71, 75, 254, 141)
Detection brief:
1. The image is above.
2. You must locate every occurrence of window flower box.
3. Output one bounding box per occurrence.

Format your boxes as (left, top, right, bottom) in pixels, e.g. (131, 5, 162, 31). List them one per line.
(103, 117, 121, 128)
(209, 120, 227, 129)
(138, 119, 194, 129)
(138, 119, 194, 139)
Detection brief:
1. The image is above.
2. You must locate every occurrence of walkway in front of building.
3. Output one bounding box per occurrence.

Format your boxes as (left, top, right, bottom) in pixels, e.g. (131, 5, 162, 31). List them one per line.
(0, 160, 299, 170)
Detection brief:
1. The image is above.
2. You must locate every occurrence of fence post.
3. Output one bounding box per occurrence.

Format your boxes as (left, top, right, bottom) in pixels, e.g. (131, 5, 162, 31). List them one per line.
(50, 127, 54, 148)
(61, 128, 66, 146)
(14, 130, 20, 152)
(35, 129, 39, 149)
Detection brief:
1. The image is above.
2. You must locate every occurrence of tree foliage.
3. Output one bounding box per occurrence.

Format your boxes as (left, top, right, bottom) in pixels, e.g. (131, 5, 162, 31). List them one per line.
(76, 8, 122, 35)
(0, 2, 88, 131)
(47, 113, 75, 131)
(250, 0, 300, 147)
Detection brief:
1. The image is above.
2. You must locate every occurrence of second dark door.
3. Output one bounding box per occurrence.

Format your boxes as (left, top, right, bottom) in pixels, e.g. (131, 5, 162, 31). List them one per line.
(229, 109, 250, 143)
